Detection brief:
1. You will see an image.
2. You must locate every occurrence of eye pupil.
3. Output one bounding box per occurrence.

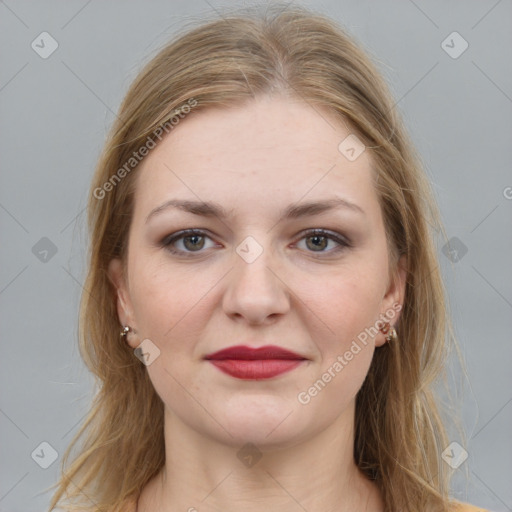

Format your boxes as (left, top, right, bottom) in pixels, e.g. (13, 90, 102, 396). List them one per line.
(306, 235, 328, 251)
(184, 235, 205, 251)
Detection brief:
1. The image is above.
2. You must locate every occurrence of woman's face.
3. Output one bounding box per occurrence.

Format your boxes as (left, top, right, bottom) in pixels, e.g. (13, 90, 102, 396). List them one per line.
(109, 96, 406, 448)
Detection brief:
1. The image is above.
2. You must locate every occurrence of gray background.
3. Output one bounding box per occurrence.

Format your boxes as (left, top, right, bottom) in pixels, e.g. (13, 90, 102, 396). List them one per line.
(1, 1, 511, 511)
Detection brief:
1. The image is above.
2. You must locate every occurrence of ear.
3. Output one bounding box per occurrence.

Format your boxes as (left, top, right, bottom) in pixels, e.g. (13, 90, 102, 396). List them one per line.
(108, 258, 138, 348)
(375, 254, 407, 347)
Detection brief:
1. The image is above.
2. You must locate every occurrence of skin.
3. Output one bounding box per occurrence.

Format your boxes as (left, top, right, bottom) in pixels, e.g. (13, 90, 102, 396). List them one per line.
(109, 95, 407, 512)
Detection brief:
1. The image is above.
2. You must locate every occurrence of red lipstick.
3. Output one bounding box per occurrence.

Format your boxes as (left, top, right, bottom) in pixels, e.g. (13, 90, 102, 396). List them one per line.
(205, 345, 306, 380)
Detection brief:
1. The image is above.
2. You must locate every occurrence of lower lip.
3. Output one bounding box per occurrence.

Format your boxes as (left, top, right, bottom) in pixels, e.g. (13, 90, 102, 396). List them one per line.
(208, 359, 304, 380)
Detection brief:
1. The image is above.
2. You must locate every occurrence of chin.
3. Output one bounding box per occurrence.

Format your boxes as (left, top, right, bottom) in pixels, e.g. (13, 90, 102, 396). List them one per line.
(208, 396, 310, 448)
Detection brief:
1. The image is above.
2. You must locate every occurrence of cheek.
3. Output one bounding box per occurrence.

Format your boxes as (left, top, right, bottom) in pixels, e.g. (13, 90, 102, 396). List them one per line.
(296, 275, 380, 415)
(129, 257, 212, 341)
(128, 262, 209, 408)
(307, 263, 386, 347)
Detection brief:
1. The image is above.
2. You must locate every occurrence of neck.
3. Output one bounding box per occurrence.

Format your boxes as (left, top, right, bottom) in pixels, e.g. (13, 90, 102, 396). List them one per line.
(138, 400, 383, 512)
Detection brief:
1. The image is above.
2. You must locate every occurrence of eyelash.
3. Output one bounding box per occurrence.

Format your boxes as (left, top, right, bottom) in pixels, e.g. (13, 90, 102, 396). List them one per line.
(161, 228, 351, 258)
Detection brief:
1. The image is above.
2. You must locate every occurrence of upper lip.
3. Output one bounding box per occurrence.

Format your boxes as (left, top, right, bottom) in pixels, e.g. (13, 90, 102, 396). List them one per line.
(205, 345, 307, 360)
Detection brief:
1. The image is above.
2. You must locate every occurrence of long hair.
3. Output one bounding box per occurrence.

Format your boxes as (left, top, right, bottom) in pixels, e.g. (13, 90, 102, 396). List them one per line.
(48, 4, 458, 511)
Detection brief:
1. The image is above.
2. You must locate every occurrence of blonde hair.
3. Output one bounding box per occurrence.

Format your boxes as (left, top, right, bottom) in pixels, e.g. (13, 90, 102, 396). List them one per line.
(48, 4, 459, 511)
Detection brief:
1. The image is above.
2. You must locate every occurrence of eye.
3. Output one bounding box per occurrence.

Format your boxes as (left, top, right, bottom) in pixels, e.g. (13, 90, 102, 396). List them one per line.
(161, 228, 351, 257)
(295, 229, 351, 255)
(162, 229, 217, 256)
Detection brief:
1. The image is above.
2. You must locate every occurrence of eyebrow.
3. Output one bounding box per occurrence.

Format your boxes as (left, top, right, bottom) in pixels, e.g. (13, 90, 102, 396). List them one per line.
(145, 197, 365, 224)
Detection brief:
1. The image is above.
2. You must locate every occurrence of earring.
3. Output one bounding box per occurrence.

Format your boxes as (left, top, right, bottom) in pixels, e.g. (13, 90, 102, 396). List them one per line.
(120, 326, 132, 339)
(380, 322, 397, 343)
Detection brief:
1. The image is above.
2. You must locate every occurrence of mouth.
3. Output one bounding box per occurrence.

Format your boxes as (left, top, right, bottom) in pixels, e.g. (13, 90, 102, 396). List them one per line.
(204, 345, 307, 380)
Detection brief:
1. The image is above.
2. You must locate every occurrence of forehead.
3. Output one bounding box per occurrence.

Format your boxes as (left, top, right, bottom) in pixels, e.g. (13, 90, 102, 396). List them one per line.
(133, 96, 379, 221)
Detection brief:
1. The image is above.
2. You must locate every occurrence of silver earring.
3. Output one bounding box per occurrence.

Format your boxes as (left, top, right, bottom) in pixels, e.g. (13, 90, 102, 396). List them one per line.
(120, 326, 132, 339)
(380, 322, 398, 343)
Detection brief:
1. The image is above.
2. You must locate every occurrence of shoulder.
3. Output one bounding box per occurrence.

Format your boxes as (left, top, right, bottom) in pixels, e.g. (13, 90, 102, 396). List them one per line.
(450, 502, 489, 512)
(121, 496, 138, 512)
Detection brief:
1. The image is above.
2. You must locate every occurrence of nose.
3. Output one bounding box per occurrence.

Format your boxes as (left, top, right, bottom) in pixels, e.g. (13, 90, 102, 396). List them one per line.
(222, 240, 291, 325)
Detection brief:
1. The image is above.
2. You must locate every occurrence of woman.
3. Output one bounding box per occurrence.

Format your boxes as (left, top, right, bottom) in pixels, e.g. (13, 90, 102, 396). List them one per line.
(48, 4, 486, 511)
